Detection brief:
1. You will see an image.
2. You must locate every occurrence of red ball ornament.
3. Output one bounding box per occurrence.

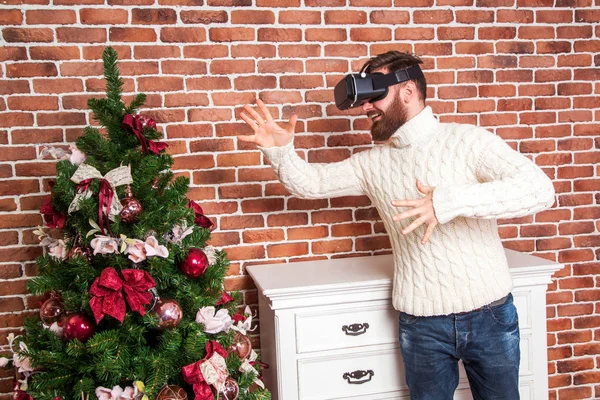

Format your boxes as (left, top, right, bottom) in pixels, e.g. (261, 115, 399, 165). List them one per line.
(156, 385, 188, 400)
(179, 248, 209, 279)
(137, 114, 156, 130)
(120, 185, 143, 223)
(214, 377, 239, 400)
(229, 332, 252, 360)
(153, 299, 183, 330)
(63, 313, 95, 342)
(40, 296, 66, 326)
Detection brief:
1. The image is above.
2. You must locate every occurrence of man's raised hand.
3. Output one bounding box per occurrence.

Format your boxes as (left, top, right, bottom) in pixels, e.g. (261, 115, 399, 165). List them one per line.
(237, 99, 298, 148)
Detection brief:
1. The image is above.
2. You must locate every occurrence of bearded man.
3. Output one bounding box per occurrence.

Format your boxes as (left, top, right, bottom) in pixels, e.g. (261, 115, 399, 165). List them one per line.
(237, 51, 555, 400)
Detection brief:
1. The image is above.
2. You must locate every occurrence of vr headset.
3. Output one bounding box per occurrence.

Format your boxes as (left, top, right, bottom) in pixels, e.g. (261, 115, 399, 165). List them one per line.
(334, 65, 424, 110)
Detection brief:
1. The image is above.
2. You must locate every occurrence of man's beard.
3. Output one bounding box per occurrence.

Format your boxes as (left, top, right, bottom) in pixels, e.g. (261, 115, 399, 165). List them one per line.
(369, 95, 409, 142)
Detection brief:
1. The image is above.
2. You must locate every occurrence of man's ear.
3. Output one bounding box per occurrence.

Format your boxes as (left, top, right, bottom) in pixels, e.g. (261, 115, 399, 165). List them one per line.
(401, 81, 418, 104)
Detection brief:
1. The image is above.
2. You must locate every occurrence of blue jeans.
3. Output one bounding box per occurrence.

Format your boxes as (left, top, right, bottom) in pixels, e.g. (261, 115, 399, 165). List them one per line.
(399, 293, 520, 400)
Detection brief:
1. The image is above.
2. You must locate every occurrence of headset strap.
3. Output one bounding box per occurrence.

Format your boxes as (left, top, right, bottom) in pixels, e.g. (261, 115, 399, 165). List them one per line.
(372, 65, 424, 90)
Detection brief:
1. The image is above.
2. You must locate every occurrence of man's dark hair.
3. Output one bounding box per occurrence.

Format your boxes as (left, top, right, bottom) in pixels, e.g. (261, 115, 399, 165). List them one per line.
(362, 51, 427, 103)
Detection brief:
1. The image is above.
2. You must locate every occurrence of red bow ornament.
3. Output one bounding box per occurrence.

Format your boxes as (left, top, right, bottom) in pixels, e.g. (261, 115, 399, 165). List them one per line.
(215, 291, 234, 306)
(122, 114, 168, 155)
(89, 267, 156, 323)
(188, 200, 215, 231)
(69, 164, 133, 234)
(40, 182, 66, 229)
(182, 341, 229, 400)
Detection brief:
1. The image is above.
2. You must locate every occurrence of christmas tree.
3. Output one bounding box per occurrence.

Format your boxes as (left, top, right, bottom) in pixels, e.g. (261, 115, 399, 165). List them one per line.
(1, 47, 269, 400)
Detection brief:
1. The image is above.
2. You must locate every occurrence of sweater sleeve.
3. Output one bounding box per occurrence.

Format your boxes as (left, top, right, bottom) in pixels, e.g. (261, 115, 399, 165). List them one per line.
(432, 131, 555, 224)
(258, 141, 364, 199)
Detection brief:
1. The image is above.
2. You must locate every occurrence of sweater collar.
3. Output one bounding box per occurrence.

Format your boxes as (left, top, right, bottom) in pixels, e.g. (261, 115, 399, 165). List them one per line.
(389, 106, 439, 148)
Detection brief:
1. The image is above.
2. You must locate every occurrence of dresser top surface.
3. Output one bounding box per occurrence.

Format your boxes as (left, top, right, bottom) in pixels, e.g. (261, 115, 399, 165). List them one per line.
(247, 249, 562, 296)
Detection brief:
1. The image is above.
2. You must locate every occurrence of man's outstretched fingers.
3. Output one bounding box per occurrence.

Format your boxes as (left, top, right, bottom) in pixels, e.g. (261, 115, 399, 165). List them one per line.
(287, 114, 298, 133)
(243, 104, 265, 126)
(256, 99, 273, 122)
(239, 112, 258, 130)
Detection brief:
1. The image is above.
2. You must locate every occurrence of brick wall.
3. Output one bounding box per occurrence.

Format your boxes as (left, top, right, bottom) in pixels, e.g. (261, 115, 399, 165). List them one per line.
(1, 0, 599, 398)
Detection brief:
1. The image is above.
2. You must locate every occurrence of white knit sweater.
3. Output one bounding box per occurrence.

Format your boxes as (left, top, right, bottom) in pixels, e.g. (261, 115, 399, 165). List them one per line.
(259, 106, 555, 316)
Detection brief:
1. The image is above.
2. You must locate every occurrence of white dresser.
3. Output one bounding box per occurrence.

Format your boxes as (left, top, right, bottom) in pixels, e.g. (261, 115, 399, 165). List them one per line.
(247, 249, 563, 400)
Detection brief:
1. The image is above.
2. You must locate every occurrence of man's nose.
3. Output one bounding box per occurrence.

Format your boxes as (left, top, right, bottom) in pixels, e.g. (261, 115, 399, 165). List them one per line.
(362, 102, 373, 112)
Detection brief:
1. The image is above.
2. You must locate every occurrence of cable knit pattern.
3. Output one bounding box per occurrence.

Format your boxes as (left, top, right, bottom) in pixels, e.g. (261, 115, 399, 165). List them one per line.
(259, 106, 555, 316)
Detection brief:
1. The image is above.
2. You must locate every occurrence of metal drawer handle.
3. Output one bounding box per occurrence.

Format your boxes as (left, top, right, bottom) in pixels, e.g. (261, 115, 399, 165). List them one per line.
(342, 323, 369, 336)
(343, 369, 374, 384)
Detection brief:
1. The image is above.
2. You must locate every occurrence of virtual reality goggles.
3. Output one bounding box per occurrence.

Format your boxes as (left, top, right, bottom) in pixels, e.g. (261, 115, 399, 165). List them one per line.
(334, 65, 424, 110)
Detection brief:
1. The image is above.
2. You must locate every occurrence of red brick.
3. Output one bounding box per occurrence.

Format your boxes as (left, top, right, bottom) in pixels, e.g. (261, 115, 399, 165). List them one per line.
(3, 28, 53, 43)
(558, 25, 593, 39)
(56, 27, 106, 43)
(131, 8, 177, 24)
(237, 167, 276, 182)
(288, 226, 329, 240)
(225, 246, 265, 262)
(439, 86, 477, 100)
(232, 76, 275, 90)
(161, 27, 206, 42)
(240, 228, 285, 245)
(78, 8, 127, 24)
(183, 44, 228, 59)
(575, 9, 600, 22)
(241, 198, 284, 213)
(187, 77, 231, 91)
(231, 10, 274, 24)
(220, 215, 264, 230)
(519, 26, 555, 40)
(413, 10, 453, 24)
(231, 44, 276, 58)
(279, 10, 320, 24)
(210, 27, 255, 42)
(25, 10, 77, 25)
(324, 10, 367, 24)
(369, 10, 409, 24)
(219, 184, 262, 199)
(8, 96, 57, 112)
(312, 239, 353, 254)
(573, 343, 600, 356)
(257, 0, 299, 5)
(559, 249, 596, 263)
(37, 112, 85, 127)
(0, 47, 27, 64)
(395, 27, 435, 41)
(138, 77, 183, 92)
(456, 10, 494, 24)
(260, 60, 304, 75)
(210, 59, 254, 75)
(305, 0, 344, 4)
(30, 78, 81, 94)
(267, 242, 309, 258)
(258, 28, 301, 42)
(267, 212, 308, 227)
(306, 59, 348, 73)
(330, 222, 372, 237)
(559, 221, 595, 235)
(6, 62, 57, 78)
(350, 28, 391, 42)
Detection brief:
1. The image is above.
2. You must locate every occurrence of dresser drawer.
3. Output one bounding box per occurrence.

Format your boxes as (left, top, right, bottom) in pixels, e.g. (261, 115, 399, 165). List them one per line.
(295, 304, 399, 354)
(513, 289, 532, 330)
(297, 347, 406, 400)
